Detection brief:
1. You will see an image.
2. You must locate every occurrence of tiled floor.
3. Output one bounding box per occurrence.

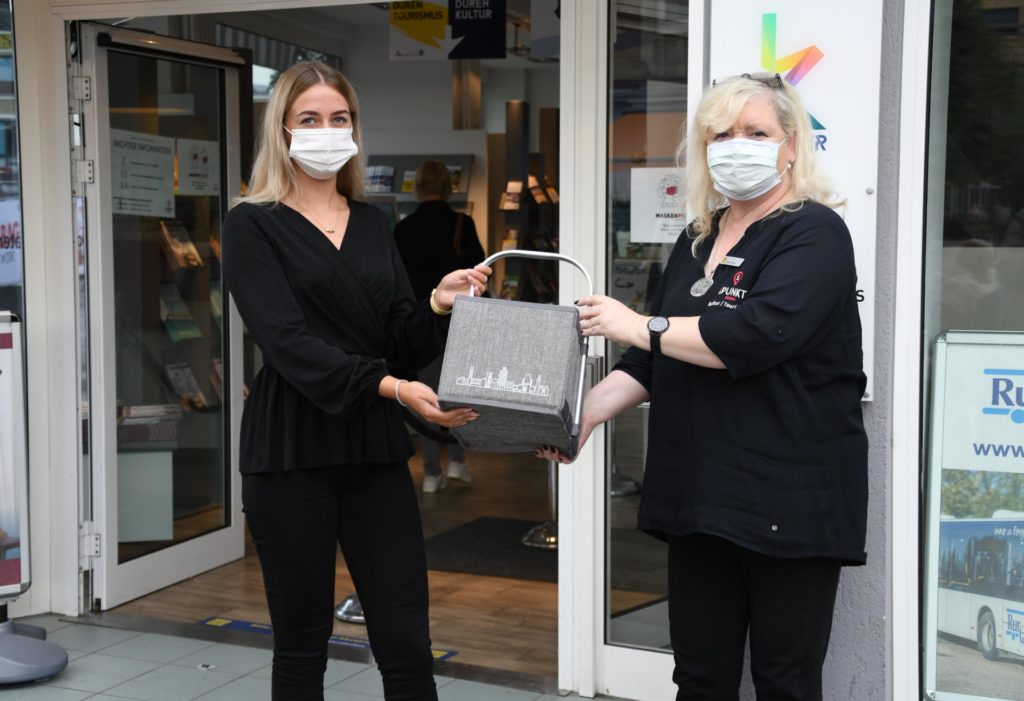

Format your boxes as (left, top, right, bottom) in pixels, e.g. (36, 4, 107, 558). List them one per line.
(0, 615, 614, 700)
(608, 601, 671, 651)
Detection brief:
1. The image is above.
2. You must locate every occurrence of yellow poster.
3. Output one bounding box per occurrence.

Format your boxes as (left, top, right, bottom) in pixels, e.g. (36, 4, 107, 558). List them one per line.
(389, 2, 451, 61)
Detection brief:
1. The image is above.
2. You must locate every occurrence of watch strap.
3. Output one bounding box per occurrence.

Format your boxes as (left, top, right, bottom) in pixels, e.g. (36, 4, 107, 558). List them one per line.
(650, 330, 661, 356)
(649, 319, 662, 356)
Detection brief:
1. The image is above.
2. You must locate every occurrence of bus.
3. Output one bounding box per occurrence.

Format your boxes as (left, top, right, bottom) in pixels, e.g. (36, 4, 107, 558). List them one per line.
(937, 518, 1024, 660)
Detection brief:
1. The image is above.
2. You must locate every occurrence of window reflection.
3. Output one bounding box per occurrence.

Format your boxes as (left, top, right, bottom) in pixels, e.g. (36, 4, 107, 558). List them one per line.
(106, 51, 229, 563)
(0, 3, 21, 319)
(936, 1, 1024, 334)
(605, 0, 688, 652)
(927, 1, 1024, 697)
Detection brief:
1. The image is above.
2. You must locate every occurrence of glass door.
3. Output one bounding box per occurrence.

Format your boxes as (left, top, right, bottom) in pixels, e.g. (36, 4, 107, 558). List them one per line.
(600, 1, 690, 696)
(77, 22, 246, 609)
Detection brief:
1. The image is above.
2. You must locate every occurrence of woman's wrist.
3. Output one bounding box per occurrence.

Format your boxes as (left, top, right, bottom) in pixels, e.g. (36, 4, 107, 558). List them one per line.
(637, 315, 652, 349)
(430, 288, 452, 315)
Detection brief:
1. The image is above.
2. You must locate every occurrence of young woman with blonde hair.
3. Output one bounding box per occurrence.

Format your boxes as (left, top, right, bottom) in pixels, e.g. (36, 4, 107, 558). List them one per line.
(222, 61, 489, 701)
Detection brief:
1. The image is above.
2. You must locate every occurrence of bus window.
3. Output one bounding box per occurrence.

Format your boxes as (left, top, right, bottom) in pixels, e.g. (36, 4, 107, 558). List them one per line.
(1010, 551, 1024, 603)
(949, 537, 971, 587)
(973, 549, 1004, 592)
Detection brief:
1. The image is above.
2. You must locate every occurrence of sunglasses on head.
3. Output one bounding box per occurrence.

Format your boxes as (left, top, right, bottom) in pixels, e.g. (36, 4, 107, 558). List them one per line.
(711, 72, 784, 89)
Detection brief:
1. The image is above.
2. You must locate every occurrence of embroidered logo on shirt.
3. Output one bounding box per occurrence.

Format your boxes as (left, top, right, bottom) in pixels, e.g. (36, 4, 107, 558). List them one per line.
(718, 285, 748, 302)
(707, 271, 748, 310)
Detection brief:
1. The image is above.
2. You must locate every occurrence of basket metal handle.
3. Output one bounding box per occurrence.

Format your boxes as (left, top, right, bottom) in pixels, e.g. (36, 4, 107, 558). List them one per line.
(472, 249, 594, 298)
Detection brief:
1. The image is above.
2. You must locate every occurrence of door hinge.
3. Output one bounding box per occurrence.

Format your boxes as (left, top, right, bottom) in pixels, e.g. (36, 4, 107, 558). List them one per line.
(72, 76, 92, 101)
(76, 160, 95, 184)
(82, 532, 100, 558)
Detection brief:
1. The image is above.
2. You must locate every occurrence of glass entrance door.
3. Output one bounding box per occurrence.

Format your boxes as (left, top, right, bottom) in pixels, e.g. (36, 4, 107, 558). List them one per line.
(77, 22, 246, 609)
(599, 1, 690, 696)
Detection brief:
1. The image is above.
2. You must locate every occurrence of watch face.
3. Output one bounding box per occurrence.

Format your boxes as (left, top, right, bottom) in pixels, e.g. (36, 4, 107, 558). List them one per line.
(648, 316, 669, 334)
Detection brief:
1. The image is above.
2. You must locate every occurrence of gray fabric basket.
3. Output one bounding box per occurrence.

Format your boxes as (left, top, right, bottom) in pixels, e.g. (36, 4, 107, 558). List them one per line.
(437, 248, 594, 456)
(438, 295, 584, 455)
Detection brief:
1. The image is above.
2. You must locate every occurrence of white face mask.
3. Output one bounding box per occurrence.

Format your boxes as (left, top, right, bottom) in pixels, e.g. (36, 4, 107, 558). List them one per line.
(284, 126, 358, 180)
(706, 138, 788, 201)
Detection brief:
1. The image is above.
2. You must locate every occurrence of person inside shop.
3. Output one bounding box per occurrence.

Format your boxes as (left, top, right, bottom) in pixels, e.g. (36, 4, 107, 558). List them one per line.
(539, 72, 868, 700)
(393, 159, 486, 493)
(221, 61, 490, 701)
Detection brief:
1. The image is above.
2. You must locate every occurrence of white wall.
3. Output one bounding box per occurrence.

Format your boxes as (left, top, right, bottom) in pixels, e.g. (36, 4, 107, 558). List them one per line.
(481, 64, 559, 152)
(341, 23, 453, 131)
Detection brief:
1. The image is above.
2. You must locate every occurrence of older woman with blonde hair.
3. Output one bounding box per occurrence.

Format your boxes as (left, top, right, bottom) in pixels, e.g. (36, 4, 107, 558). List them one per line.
(222, 62, 489, 701)
(540, 73, 868, 700)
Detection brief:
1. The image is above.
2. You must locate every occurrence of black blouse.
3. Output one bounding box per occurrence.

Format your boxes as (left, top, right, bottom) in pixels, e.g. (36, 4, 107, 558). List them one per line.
(221, 200, 449, 473)
(615, 201, 868, 564)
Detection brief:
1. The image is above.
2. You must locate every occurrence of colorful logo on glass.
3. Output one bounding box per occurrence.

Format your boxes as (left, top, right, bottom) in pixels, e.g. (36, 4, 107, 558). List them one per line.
(760, 13, 825, 130)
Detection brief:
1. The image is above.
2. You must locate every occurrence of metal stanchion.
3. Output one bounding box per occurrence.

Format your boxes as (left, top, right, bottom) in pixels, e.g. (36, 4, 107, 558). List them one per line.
(609, 464, 641, 497)
(520, 356, 605, 551)
(521, 459, 558, 550)
(334, 593, 365, 624)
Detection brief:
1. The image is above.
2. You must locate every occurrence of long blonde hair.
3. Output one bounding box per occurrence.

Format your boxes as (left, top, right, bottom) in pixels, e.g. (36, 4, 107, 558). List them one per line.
(679, 73, 840, 253)
(415, 160, 453, 200)
(239, 62, 365, 204)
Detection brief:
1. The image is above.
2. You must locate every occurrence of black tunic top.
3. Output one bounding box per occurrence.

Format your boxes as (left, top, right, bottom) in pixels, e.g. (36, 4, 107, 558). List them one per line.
(221, 200, 449, 473)
(615, 201, 868, 564)
(393, 201, 486, 302)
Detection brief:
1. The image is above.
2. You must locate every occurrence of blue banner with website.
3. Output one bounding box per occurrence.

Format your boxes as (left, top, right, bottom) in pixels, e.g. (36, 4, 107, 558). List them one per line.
(924, 331, 1024, 701)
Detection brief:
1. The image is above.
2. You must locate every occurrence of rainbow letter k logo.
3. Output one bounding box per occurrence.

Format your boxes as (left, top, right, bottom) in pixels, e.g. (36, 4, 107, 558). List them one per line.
(761, 13, 825, 129)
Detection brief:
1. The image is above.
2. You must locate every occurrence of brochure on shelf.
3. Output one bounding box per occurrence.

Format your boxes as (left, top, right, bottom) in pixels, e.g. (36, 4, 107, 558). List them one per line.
(116, 403, 183, 444)
(209, 288, 223, 331)
(528, 175, 548, 204)
(447, 164, 463, 192)
(210, 358, 223, 400)
(159, 284, 202, 342)
(164, 361, 208, 409)
(499, 180, 523, 211)
(366, 165, 395, 193)
(401, 170, 417, 193)
(209, 229, 221, 260)
(160, 220, 204, 270)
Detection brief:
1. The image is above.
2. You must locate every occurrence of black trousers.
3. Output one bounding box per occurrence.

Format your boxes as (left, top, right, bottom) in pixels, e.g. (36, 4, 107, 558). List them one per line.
(667, 533, 842, 701)
(243, 463, 436, 701)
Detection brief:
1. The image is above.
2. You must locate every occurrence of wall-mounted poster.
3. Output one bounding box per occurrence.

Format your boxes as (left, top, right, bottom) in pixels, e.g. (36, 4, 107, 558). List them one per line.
(390, 0, 506, 60)
(0, 313, 26, 595)
(111, 128, 175, 218)
(924, 332, 1024, 701)
(0, 197, 22, 287)
(176, 138, 220, 196)
(708, 2, 883, 399)
(629, 167, 685, 244)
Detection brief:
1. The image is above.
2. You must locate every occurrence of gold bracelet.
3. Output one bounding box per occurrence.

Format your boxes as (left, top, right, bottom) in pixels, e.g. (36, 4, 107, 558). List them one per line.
(429, 288, 452, 316)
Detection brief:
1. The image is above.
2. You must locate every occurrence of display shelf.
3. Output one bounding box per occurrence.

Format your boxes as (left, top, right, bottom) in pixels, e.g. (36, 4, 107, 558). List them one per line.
(365, 154, 475, 223)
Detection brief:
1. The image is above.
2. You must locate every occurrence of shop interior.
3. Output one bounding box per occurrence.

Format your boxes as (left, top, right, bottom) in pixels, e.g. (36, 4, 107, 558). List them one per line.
(73, 0, 682, 684)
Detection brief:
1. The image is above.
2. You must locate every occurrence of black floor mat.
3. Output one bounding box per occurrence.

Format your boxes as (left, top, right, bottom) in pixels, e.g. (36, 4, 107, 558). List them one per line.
(423, 517, 557, 582)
